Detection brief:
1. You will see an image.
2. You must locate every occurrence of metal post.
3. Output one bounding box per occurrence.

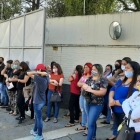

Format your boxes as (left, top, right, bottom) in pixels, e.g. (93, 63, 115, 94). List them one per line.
(0, 3, 3, 20)
(83, 0, 85, 15)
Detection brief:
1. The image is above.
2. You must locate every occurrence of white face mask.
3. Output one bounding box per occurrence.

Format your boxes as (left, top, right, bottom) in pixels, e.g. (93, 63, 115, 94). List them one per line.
(92, 71, 98, 76)
(121, 65, 125, 71)
(53, 69, 57, 73)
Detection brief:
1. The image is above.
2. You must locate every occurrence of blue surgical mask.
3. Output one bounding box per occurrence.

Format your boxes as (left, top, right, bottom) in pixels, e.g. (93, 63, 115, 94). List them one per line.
(125, 71, 133, 78)
(13, 65, 18, 69)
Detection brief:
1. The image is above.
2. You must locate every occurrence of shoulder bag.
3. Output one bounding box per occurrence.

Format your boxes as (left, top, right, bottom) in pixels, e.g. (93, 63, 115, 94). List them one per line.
(116, 111, 135, 140)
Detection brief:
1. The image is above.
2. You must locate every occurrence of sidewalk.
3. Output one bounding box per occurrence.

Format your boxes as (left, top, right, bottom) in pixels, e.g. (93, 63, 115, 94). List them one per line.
(0, 107, 112, 140)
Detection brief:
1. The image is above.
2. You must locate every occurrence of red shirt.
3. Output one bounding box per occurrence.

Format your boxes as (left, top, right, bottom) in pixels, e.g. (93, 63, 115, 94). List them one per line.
(49, 73, 64, 92)
(70, 74, 81, 95)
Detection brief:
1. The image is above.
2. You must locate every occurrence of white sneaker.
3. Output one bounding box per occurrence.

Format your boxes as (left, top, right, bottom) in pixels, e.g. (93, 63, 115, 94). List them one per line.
(99, 114, 106, 119)
(30, 129, 37, 136)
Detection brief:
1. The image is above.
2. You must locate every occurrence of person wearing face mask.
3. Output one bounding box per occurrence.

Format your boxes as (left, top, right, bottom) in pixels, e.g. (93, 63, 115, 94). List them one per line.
(82, 64, 108, 140)
(5, 60, 20, 115)
(122, 71, 140, 140)
(65, 65, 83, 127)
(109, 61, 140, 140)
(75, 63, 92, 136)
(1, 60, 13, 108)
(44, 63, 64, 123)
(0, 57, 5, 106)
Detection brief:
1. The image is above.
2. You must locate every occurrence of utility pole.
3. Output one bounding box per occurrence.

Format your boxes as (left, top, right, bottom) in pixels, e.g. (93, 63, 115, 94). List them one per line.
(0, 3, 3, 20)
(83, 0, 85, 15)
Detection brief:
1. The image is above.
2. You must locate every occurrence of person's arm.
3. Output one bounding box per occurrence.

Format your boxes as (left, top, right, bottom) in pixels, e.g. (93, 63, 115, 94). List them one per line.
(27, 71, 48, 79)
(77, 77, 85, 87)
(122, 93, 136, 118)
(84, 86, 107, 96)
(68, 73, 76, 82)
(18, 75, 30, 83)
(1, 66, 7, 75)
(131, 106, 140, 120)
(58, 78, 64, 86)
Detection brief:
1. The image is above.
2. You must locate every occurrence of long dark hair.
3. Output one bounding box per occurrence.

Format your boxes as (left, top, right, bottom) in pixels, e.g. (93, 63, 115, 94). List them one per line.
(53, 63, 63, 75)
(75, 65, 83, 80)
(122, 57, 131, 64)
(20, 61, 30, 74)
(105, 64, 113, 73)
(122, 61, 140, 97)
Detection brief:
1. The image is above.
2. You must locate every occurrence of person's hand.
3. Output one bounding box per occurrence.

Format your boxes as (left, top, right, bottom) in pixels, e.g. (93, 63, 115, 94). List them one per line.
(109, 99, 115, 107)
(6, 82, 10, 86)
(85, 86, 92, 93)
(53, 80, 58, 86)
(4, 74, 8, 78)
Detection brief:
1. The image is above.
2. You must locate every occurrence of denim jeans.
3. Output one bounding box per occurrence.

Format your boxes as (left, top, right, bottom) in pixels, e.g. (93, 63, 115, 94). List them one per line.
(3, 85, 9, 105)
(86, 102, 103, 140)
(134, 133, 140, 140)
(113, 119, 118, 136)
(106, 105, 111, 123)
(0, 82, 9, 105)
(47, 90, 59, 119)
(79, 95, 87, 127)
(33, 103, 45, 136)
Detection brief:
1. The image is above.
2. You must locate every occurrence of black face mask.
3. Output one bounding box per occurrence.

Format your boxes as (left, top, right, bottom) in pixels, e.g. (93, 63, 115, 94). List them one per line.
(0, 62, 2, 64)
(115, 64, 120, 70)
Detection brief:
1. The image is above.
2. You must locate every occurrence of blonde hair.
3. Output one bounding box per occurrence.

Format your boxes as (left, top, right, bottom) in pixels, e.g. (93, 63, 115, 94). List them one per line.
(11, 60, 20, 69)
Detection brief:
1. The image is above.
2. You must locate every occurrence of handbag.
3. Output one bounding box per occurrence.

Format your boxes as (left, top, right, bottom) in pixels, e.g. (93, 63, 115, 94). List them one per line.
(50, 86, 62, 102)
(116, 111, 135, 140)
(23, 84, 34, 98)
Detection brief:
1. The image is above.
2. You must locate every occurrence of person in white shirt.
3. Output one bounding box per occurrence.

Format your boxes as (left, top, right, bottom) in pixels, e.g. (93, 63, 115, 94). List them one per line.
(122, 71, 140, 140)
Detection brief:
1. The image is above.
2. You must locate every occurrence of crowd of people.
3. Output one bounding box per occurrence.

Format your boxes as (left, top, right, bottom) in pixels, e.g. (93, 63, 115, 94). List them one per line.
(0, 56, 140, 140)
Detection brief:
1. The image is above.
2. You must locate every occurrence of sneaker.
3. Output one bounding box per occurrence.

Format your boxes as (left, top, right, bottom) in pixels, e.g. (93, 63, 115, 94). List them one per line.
(0, 103, 4, 107)
(18, 117, 25, 124)
(30, 129, 37, 136)
(99, 114, 106, 119)
(33, 135, 44, 140)
(16, 116, 21, 120)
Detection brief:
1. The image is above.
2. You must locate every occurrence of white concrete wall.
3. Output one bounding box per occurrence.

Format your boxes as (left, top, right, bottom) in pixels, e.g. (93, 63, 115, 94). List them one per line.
(45, 12, 140, 46)
(44, 46, 140, 84)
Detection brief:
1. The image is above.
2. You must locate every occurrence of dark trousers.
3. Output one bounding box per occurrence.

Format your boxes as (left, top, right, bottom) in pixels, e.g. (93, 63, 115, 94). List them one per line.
(17, 90, 25, 118)
(113, 112, 125, 127)
(69, 93, 80, 124)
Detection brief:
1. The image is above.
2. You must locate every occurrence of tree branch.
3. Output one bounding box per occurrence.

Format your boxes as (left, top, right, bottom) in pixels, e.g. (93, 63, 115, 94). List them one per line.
(118, 0, 138, 11)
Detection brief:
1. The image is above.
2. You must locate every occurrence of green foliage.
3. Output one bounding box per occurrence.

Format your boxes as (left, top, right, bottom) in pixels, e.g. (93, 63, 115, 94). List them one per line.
(46, 0, 118, 18)
(0, 0, 22, 20)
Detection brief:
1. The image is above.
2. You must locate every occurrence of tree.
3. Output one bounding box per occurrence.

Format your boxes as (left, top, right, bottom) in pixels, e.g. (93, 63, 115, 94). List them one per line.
(22, 0, 46, 12)
(0, 0, 22, 20)
(117, 0, 140, 11)
(46, 0, 119, 18)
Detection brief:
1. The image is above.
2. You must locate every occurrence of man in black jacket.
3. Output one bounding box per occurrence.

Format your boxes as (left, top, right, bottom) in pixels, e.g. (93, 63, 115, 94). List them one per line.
(0, 57, 5, 105)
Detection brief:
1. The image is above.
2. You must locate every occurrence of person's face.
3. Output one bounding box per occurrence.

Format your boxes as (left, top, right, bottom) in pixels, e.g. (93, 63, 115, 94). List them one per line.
(53, 66, 58, 73)
(125, 63, 133, 73)
(106, 66, 111, 72)
(0, 58, 3, 63)
(136, 75, 140, 87)
(6, 63, 11, 68)
(84, 65, 90, 74)
(122, 60, 127, 66)
(92, 66, 98, 73)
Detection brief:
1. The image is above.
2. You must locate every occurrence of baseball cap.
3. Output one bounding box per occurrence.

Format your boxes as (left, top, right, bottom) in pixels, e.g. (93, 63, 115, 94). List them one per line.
(34, 64, 46, 71)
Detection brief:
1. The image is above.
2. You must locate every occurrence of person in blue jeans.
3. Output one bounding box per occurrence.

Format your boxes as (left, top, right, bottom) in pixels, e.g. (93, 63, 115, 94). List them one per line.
(44, 63, 64, 123)
(76, 62, 92, 136)
(82, 64, 108, 140)
(27, 64, 49, 140)
(0, 57, 5, 106)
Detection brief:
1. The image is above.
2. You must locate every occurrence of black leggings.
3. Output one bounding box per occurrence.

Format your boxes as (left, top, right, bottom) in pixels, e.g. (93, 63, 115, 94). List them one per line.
(17, 90, 25, 118)
(114, 112, 125, 127)
(69, 93, 80, 124)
